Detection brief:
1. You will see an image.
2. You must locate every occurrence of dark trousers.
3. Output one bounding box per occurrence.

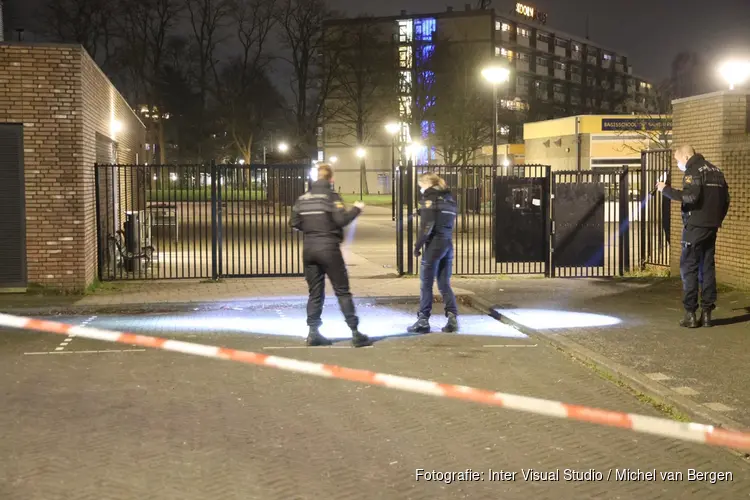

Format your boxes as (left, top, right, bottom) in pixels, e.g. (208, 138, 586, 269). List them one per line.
(303, 244, 358, 330)
(418, 240, 458, 318)
(679, 227, 718, 313)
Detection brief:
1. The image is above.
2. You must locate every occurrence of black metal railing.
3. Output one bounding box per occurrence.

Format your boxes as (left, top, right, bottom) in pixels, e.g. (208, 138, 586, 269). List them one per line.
(95, 162, 309, 281)
(395, 163, 646, 278)
(640, 149, 672, 268)
(396, 164, 552, 276)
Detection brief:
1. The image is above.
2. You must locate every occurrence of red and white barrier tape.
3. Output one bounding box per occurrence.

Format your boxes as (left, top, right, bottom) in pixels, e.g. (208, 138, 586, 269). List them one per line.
(3, 312, 750, 451)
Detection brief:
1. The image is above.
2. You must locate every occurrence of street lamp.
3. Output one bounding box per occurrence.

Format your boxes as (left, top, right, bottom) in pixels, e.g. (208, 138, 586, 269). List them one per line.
(718, 60, 750, 90)
(355, 148, 366, 158)
(481, 64, 511, 167)
(385, 122, 400, 220)
(329, 156, 338, 164)
(278, 142, 289, 153)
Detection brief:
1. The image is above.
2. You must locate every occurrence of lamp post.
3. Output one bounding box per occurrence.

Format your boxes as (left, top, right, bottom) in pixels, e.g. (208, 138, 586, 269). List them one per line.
(481, 64, 511, 167)
(718, 60, 750, 90)
(385, 122, 400, 220)
(356, 147, 366, 201)
(278, 142, 289, 154)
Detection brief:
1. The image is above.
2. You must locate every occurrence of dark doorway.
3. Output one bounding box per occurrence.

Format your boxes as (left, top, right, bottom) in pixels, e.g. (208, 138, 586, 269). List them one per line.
(0, 124, 27, 289)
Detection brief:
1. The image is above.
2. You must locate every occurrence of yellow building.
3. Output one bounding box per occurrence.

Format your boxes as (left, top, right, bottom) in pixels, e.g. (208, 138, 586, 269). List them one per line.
(523, 115, 672, 171)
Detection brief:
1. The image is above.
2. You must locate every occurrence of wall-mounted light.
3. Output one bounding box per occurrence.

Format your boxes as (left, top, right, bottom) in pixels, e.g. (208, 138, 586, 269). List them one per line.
(111, 120, 123, 136)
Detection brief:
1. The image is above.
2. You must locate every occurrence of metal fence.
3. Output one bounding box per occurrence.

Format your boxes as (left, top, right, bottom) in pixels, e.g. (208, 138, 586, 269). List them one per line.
(640, 149, 672, 268)
(395, 162, 660, 278)
(95, 162, 309, 281)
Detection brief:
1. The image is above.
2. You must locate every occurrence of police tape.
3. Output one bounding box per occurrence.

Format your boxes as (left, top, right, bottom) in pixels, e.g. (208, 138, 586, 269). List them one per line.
(3, 311, 750, 451)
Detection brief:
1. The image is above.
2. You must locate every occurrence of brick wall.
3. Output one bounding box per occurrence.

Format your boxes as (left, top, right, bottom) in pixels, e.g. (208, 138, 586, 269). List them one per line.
(0, 43, 145, 291)
(671, 91, 750, 289)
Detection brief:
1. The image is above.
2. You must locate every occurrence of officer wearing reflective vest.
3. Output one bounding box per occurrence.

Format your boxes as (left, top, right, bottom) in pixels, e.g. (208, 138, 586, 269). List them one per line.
(407, 173, 459, 334)
(657, 145, 730, 328)
(290, 163, 372, 347)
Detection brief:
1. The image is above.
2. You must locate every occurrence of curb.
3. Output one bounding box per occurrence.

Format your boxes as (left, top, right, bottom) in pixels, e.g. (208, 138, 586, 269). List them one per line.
(465, 295, 750, 460)
(0, 293, 471, 317)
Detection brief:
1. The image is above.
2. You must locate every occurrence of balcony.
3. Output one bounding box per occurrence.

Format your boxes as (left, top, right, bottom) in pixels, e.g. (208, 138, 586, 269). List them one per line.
(554, 68, 566, 80)
(571, 74, 582, 84)
(536, 64, 548, 76)
(572, 51, 582, 61)
(516, 60, 530, 72)
(555, 45, 567, 57)
(554, 92, 566, 103)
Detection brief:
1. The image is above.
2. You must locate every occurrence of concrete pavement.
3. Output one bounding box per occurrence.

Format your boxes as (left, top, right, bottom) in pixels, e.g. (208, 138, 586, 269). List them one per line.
(2, 300, 749, 499)
(462, 278, 750, 434)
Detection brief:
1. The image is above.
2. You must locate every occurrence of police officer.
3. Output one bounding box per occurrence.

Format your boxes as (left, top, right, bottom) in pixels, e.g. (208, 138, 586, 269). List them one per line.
(657, 145, 730, 328)
(290, 163, 372, 347)
(407, 173, 459, 334)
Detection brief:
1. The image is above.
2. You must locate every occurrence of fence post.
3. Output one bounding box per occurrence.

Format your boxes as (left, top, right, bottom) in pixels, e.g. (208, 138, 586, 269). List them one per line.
(549, 170, 556, 278)
(396, 166, 404, 275)
(639, 151, 647, 270)
(211, 160, 218, 281)
(406, 159, 414, 275)
(94, 164, 103, 282)
(543, 166, 552, 278)
(619, 166, 631, 276)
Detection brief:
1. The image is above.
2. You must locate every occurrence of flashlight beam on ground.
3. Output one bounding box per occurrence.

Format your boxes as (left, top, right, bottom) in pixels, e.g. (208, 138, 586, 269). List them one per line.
(3, 312, 750, 452)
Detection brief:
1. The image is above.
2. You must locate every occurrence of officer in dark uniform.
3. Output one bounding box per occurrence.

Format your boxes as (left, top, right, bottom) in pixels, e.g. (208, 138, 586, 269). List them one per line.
(407, 172, 459, 334)
(657, 145, 730, 328)
(290, 163, 372, 347)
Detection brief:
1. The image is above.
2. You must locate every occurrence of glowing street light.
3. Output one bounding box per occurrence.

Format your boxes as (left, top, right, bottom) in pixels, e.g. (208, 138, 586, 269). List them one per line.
(481, 65, 511, 84)
(718, 60, 750, 90)
(355, 148, 366, 158)
(329, 156, 338, 164)
(384, 122, 400, 135)
(481, 64, 511, 167)
(278, 142, 289, 153)
(238, 159, 245, 165)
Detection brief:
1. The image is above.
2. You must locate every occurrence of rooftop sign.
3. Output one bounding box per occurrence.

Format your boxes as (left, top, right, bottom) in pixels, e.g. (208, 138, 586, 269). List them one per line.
(515, 3, 547, 25)
(601, 118, 673, 131)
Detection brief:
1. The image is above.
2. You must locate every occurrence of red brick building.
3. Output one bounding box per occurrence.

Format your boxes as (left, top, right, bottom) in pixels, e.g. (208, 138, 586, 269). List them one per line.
(0, 43, 145, 291)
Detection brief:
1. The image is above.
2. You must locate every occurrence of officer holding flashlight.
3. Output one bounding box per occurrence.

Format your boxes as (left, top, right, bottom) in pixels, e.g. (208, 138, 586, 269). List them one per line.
(290, 163, 372, 347)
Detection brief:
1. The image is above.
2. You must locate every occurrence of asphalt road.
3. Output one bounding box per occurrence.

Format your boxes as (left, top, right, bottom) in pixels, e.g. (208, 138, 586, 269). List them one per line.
(2, 301, 749, 499)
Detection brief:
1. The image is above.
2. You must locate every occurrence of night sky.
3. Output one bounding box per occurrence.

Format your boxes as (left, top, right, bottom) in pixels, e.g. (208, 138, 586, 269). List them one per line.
(11, 0, 750, 82)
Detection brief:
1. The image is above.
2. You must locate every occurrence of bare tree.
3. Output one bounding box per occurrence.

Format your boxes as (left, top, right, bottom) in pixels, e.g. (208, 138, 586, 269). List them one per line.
(215, 0, 277, 163)
(40, 0, 116, 70)
(425, 40, 492, 166)
(615, 82, 673, 154)
(115, 0, 184, 163)
(275, 0, 343, 153)
(327, 21, 397, 194)
(184, 0, 232, 160)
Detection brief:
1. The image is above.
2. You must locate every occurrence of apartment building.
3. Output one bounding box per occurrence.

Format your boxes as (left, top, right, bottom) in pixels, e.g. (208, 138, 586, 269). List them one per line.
(320, 3, 657, 191)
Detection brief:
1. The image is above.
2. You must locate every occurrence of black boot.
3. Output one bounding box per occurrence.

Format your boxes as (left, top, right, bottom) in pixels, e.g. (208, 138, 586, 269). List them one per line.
(701, 309, 713, 328)
(407, 315, 430, 334)
(442, 313, 459, 333)
(306, 326, 332, 347)
(351, 330, 373, 348)
(679, 311, 700, 329)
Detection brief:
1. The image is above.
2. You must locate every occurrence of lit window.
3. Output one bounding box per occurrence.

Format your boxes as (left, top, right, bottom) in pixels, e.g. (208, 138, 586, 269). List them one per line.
(497, 47, 514, 61)
(572, 44, 580, 52)
(537, 57, 547, 66)
(502, 23, 511, 32)
(499, 126, 510, 135)
(603, 53, 612, 61)
(518, 28, 530, 38)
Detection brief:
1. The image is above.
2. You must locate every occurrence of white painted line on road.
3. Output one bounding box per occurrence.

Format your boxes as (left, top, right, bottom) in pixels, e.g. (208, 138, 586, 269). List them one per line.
(645, 372, 672, 381)
(53, 315, 97, 353)
(672, 386, 700, 396)
(704, 402, 735, 412)
(24, 349, 146, 355)
(483, 344, 538, 348)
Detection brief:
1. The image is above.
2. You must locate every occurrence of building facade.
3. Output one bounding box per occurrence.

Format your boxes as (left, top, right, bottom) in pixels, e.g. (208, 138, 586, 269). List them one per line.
(524, 115, 672, 171)
(0, 43, 145, 291)
(320, 3, 657, 193)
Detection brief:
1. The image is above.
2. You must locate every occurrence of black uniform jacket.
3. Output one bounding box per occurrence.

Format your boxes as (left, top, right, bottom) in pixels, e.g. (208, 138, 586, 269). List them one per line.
(290, 180, 361, 245)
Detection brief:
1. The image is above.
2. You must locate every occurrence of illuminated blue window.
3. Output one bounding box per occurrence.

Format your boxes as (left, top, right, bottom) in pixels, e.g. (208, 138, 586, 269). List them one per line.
(414, 18, 436, 41)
